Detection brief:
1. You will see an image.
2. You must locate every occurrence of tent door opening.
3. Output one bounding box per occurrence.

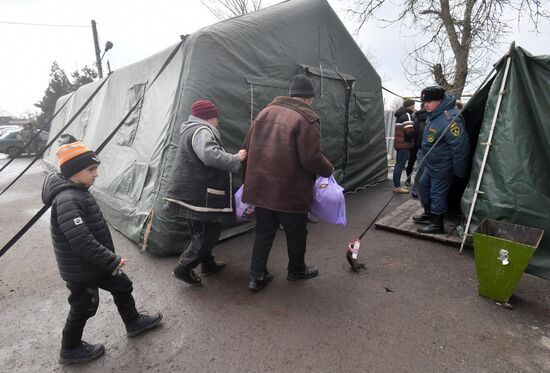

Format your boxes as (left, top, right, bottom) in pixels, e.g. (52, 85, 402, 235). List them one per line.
(302, 65, 356, 181)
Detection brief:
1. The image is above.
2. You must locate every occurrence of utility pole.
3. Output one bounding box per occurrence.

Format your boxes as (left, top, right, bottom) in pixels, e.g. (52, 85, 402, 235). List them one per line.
(91, 20, 103, 78)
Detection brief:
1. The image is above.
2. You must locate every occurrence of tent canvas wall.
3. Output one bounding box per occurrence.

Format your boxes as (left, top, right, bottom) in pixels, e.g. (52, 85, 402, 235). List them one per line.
(460, 46, 550, 280)
(44, 0, 388, 255)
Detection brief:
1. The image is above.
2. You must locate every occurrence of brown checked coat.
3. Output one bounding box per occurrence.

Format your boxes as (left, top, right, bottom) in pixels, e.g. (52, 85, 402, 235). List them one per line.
(242, 96, 333, 213)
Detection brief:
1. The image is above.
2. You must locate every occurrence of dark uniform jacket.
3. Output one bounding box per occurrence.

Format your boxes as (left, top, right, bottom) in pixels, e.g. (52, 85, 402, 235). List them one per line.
(422, 95, 470, 178)
(42, 173, 120, 283)
(243, 96, 333, 213)
(394, 107, 415, 150)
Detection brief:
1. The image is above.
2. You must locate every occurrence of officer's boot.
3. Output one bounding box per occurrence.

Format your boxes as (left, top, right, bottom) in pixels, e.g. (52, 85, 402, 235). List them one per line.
(412, 207, 431, 225)
(417, 214, 445, 234)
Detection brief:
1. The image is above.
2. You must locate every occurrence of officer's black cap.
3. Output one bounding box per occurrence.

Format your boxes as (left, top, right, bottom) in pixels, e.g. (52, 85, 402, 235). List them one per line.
(421, 86, 445, 102)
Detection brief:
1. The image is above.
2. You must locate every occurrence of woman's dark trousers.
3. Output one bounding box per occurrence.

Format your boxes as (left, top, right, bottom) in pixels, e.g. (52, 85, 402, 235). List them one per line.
(177, 220, 222, 270)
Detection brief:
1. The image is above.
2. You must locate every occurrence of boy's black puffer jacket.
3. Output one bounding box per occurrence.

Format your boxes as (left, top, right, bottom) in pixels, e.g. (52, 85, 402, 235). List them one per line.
(42, 173, 120, 283)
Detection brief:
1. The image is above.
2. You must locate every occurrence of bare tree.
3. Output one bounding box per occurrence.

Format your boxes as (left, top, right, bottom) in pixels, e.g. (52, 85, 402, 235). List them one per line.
(347, 0, 549, 98)
(201, 0, 263, 20)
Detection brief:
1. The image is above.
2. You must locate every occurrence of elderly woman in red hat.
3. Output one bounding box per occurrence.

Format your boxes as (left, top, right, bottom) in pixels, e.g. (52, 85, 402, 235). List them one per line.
(164, 99, 247, 285)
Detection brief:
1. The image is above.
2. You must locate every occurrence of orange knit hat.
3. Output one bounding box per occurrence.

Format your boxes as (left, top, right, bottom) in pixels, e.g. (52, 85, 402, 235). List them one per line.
(55, 141, 100, 178)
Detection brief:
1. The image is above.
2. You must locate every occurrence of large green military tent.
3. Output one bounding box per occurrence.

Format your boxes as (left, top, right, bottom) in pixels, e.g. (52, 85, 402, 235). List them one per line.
(43, 0, 388, 255)
(459, 45, 550, 280)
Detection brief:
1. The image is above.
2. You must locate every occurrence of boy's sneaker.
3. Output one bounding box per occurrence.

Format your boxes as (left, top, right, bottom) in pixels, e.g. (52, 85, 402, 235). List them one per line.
(287, 265, 319, 281)
(59, 341, 105, 365)
(126, 312, 163, 338)
(173, 265, 202, 285)
(201, 259, 226, 276)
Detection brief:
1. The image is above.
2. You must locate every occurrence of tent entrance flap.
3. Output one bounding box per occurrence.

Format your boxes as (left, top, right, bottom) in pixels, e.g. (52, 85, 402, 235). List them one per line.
(460, 51, 513, 254)
(301, 64, 356, 181)
(246, 77, 290, 126)
(460, 46, 550, 280)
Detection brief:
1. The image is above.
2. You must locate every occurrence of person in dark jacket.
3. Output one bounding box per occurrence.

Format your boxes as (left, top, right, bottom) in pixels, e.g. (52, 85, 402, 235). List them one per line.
(409, 105, 428, 198)
(165, 100, 247, 285)
(42, 139, 162, 365)
(412, 86, 470, 233)
(243, 74, 334, 291)
(392, 99, 415, 193)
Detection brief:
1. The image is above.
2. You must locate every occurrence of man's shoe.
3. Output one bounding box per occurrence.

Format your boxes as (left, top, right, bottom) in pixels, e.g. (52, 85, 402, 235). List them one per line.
(417, 214, 445, 234)
(404, 178, 411, 187)
(126, 312, 163, 338)
(392, 186, 409, 194)
(173, 265, 202, 285)
(287, 265, 319, 281)
(249, 271, 274, 292)
(59, 341, 105, 365)
(417, 223, 444, 234)
(412, 209, 431, 224)
(201, 259, 226, 276)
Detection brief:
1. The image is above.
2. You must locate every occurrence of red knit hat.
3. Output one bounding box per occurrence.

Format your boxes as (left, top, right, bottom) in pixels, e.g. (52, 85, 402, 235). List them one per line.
(191, 100, 219, 120)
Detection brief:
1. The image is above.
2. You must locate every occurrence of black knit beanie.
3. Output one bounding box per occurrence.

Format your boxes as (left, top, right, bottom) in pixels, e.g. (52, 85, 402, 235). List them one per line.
(289, 74, 315, 98)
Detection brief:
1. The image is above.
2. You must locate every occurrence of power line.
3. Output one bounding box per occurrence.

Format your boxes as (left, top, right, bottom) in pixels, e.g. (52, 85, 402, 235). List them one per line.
(382, 86, 410, 100)
(0, 20, 89, 28)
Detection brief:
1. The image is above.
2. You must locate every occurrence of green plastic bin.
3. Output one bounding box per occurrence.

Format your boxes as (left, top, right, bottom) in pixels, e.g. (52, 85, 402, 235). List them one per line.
(473, 218, 544, 304)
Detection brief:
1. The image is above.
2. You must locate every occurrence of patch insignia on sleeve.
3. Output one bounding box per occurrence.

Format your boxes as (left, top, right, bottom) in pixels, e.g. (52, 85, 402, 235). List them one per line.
(450, 122, 461, 137)
(427, 128, 437, 143)
(74, 217, 83, 226)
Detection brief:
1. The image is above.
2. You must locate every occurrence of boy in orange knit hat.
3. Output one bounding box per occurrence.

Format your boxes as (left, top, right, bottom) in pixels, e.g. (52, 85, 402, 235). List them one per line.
(42, 137, 163, 365)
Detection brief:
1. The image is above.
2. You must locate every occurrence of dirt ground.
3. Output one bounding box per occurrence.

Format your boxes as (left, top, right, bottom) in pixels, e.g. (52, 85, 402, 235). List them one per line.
(1, 156, 549, 372)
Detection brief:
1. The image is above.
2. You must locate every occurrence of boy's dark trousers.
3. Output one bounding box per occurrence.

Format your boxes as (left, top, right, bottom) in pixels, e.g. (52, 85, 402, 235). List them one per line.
(62, 271, 139, 349)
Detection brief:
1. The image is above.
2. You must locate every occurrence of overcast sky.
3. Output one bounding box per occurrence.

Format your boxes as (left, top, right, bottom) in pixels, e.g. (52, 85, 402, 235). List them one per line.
(1, 0, 549, 116)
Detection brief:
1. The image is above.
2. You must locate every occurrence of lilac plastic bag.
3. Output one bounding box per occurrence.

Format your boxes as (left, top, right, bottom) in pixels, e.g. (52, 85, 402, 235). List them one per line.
(310, 176, 346, 225)
(234, 185, 255, 222)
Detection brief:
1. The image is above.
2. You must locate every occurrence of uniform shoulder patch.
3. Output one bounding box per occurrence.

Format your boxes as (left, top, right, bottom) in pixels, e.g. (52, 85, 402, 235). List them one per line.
(73, 217, 83, 226)
(450, 122, 461, 137)
(427, 127, 437, 143)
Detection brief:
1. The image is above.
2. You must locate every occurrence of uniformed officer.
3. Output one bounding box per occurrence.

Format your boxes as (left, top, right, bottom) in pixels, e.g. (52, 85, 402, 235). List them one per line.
(412, 86, 470, 234)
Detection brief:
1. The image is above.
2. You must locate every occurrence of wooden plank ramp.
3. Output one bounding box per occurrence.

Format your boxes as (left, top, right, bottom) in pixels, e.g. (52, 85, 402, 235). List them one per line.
(375, 199, 471, 247)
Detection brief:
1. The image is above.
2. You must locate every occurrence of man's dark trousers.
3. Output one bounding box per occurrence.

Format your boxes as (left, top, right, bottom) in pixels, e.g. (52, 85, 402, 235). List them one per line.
(250, 207, 308, 279)
(406, 147, 418, 179)
(62, 272, 139, 348)
(418, 167, 455, 215)
(177, 220, 222, 270)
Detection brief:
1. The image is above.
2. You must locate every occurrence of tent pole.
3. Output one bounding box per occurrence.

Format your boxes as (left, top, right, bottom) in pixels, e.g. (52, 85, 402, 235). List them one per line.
(459, 48, 514, 254)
